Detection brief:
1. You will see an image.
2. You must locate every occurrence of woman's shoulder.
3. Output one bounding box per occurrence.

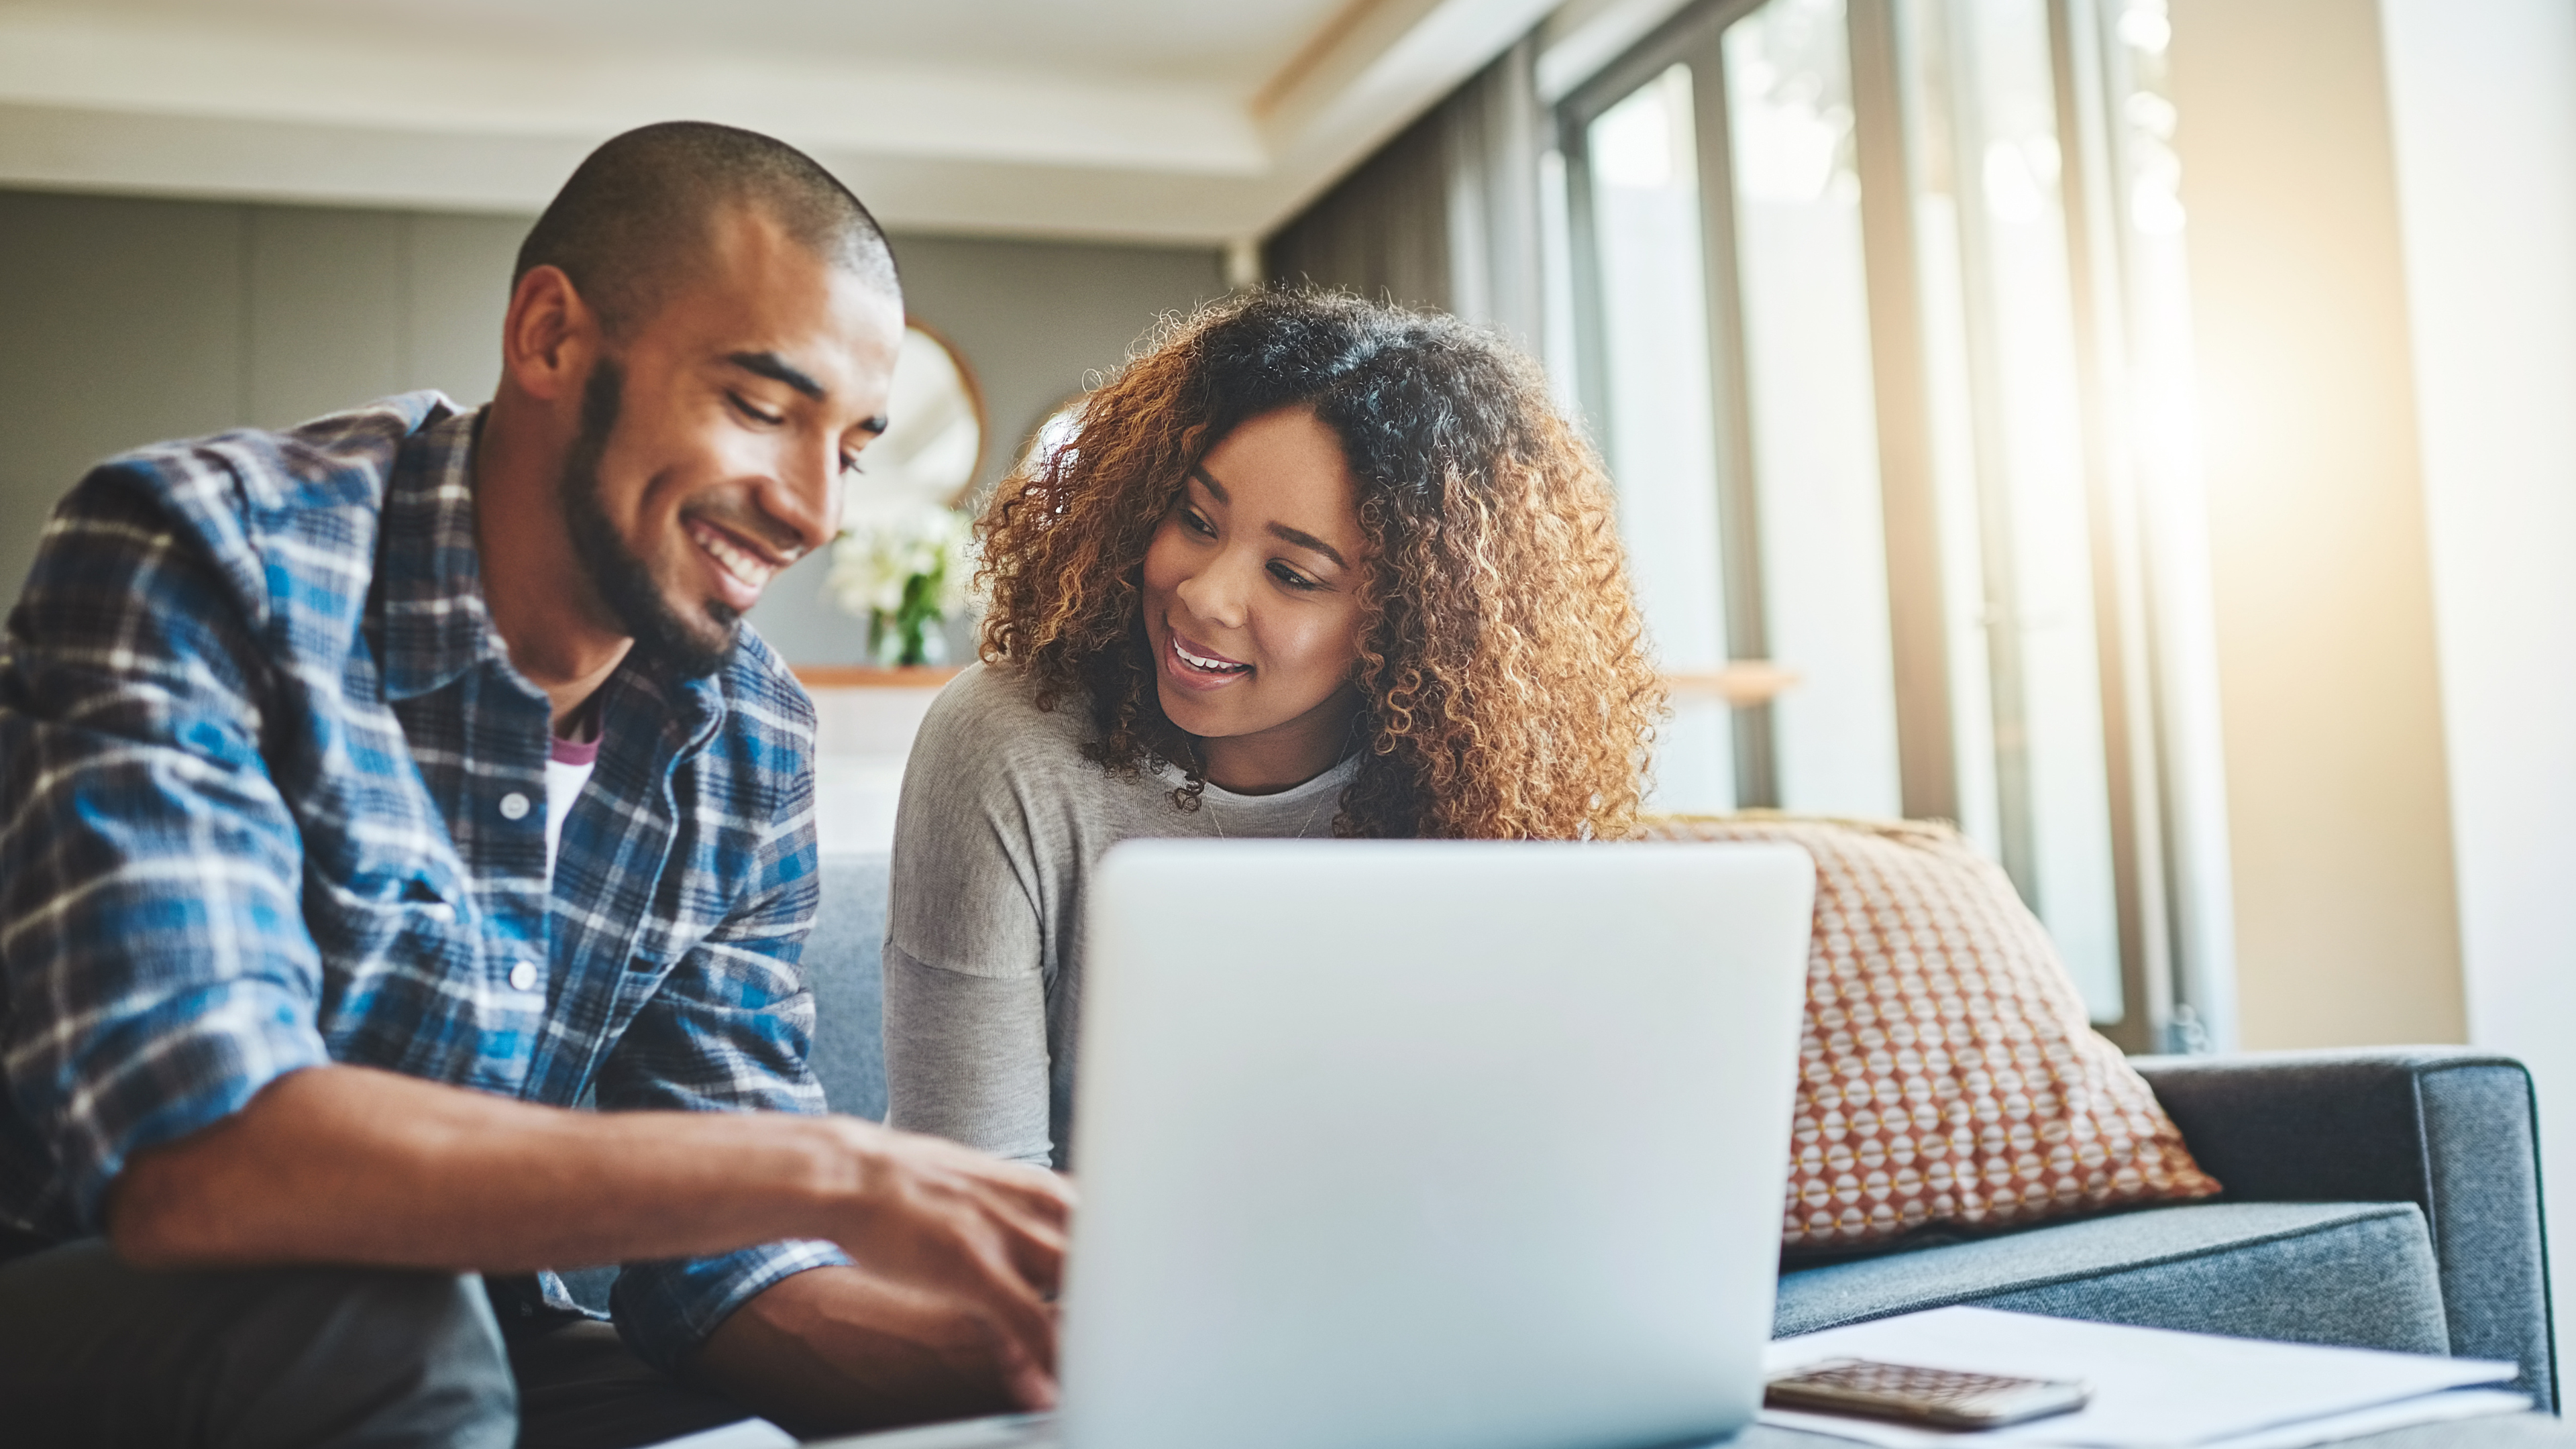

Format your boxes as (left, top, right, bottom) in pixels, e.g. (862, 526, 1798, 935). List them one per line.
(914, 659, 1097, 778)
(898, 659, 1137, 871)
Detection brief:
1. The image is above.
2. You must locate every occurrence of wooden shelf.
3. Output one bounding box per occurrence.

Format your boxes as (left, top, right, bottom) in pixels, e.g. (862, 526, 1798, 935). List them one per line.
(789, 662, 1799, 702)
(1664, 662, 1801, 706)
(793, 665, 965, 689)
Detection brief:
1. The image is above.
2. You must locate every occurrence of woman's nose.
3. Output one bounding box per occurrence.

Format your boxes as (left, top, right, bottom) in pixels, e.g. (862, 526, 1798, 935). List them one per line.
(1176, 558, 1250, 630)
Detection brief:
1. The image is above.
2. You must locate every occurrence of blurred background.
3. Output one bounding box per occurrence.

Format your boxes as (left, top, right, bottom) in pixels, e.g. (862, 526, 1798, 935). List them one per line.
(2, 0, 2570, 1321)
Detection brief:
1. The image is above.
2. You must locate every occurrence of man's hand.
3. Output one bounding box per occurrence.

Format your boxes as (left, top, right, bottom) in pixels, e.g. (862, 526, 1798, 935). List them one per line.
(833, 1122, 1071, 1387)
(694, 1125, 1071, 1433)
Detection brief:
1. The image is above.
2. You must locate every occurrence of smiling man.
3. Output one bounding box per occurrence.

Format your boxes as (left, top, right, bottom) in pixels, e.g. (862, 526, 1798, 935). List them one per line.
(0, 123, 1069, 1447)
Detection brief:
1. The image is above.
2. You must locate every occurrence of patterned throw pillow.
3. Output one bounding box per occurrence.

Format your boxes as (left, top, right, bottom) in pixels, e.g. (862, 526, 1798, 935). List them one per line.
(1638, 814, 2220, 1249)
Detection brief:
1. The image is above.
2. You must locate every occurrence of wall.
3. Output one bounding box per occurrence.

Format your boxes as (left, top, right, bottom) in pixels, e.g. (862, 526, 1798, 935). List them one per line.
(0, 189, 1226, 666)
(2163, 0, 2465, 1049)
(2378, 0, 2576, 1383)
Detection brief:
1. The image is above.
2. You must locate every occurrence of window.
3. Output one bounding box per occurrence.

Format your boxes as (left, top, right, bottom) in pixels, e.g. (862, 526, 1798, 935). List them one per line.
(1560, 0, 2217, 1046)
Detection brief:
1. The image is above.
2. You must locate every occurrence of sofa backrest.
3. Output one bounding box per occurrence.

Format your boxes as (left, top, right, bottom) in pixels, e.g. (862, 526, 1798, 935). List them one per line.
(805, 852, 892, 1121)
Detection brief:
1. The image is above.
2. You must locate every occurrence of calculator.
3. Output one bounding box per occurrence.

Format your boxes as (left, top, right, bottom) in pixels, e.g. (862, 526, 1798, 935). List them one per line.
(1765, 1357, 2093, 1429)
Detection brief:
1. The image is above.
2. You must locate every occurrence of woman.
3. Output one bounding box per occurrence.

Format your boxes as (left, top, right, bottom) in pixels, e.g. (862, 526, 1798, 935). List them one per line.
(882, 289, 1662, 1167)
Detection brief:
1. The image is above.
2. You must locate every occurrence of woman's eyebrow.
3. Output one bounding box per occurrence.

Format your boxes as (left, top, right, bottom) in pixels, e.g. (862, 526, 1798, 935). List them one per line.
(1268, 523, 1348, 568)
(1187, 464, 1230, 504)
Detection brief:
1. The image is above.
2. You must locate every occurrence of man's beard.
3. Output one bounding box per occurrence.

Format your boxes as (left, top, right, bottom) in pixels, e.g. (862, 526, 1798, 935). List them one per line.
(559, 359, 740, 680)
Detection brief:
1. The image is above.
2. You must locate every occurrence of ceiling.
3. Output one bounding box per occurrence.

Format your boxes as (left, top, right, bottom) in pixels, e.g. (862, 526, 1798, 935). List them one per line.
(0, 0, 1684, 244)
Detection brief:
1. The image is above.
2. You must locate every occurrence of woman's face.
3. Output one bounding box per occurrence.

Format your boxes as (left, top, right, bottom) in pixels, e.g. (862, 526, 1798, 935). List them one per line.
(1140, 405, 1370, 790)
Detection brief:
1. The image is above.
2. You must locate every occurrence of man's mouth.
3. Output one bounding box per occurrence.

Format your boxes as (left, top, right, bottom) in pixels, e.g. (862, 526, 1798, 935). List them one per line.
(1169, 631, 1251, 678)
(686, 517, 790, 594)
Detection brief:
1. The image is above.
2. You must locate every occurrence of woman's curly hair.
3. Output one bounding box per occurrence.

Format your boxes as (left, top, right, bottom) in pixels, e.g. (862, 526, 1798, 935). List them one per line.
(975, 288, 1664, 841)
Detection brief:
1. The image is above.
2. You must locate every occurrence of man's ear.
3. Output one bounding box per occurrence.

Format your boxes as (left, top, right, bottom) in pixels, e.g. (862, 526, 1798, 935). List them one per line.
(500, 265, 600, 405)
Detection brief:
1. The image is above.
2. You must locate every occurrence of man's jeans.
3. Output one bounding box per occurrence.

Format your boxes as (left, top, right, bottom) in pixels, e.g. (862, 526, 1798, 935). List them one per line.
(0, 1236, 755, 1448)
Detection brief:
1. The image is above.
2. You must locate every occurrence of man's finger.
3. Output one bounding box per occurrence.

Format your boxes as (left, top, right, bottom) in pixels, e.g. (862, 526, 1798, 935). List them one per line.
(997, 1213, 1067, 1295)
(996, 1336, 1060, 1411)
(964, 1240, 1059, 1375)
(987, 1167, 1075, 1224)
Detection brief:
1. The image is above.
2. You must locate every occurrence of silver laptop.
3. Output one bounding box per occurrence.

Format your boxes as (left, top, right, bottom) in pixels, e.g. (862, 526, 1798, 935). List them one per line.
(828, 839, 1815, 1449)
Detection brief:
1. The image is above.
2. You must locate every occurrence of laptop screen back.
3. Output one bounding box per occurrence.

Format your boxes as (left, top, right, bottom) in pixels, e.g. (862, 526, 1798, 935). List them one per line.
(1062, 839, 1815, 1449)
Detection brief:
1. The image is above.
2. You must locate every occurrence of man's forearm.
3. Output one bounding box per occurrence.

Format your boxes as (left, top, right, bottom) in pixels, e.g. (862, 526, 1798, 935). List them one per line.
(109, 1059, 1073, 1407)
(107, 1063, 863, 1272)
(692, 1265, 1056, 1434)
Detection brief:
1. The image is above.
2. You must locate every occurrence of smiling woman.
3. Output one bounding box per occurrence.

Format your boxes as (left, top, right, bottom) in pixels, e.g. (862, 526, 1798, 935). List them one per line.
(880, 288, 1666, 1168)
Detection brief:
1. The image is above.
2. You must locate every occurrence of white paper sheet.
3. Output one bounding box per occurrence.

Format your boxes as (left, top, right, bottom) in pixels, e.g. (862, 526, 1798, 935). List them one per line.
(1764, 1388, 2532, 1449)
(1758, 1307, 2520, 1449)
(806, 1411, 1062, 1449)
(637, 1417, 799, 1449)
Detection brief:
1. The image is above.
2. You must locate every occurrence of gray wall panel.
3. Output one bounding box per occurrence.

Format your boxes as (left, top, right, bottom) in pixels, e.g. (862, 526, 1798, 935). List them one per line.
(0, 191, 250, 596)
(247, 207, 407, 429)
(402, 211, 524, 408)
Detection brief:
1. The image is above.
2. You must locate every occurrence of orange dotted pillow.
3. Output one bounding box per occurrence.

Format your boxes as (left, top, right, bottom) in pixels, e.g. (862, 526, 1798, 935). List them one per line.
(1638, 814, 2220, 1249)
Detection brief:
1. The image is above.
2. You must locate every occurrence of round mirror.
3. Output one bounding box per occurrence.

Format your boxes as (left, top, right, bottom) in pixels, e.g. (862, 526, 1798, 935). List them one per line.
(861, 322, 984, 508)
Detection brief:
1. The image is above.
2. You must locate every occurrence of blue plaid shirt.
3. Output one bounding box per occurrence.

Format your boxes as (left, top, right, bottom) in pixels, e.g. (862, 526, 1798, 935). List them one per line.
(0, 392, 848, 1371)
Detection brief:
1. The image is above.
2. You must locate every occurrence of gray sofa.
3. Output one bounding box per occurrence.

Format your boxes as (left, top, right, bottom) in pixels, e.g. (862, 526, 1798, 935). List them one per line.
(798, 854, 2559, 1409)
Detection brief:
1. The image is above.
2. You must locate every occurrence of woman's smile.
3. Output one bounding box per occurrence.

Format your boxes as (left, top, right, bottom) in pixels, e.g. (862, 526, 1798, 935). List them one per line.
(1163, 628, 1253, 690)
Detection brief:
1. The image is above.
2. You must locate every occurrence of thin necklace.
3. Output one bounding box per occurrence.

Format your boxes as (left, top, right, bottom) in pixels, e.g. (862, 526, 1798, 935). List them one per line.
(1207, 773, 1334, 841)
(1204, 711, 1361, 842)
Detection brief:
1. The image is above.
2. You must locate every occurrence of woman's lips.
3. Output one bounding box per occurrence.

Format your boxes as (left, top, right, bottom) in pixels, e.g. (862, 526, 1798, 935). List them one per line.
(1162, 627, 1252, 692)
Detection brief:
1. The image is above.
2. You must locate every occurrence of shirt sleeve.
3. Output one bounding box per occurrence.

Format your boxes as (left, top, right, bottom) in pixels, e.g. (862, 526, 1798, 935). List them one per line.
(881, 667, 1059, 1166)
(0, 466, 332, 1234)
(593, 737, 854, 1373)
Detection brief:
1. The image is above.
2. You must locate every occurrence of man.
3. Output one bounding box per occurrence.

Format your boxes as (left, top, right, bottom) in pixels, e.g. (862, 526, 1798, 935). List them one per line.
(0, 121, 1070, 1446)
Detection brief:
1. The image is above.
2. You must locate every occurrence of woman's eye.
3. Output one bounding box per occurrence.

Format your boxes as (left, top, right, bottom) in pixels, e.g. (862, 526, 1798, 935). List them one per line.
(729, 393, 785, 426)
(1182, 507, 1217, 537)
(1270, 561, 1320, 591)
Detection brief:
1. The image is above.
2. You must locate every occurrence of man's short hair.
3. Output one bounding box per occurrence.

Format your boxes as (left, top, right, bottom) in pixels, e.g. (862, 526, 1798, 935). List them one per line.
(515, 121, 898, 338)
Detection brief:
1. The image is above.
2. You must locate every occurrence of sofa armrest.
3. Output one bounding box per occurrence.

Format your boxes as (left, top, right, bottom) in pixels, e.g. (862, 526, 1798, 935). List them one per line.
(2133, 1048, 2555, 1407)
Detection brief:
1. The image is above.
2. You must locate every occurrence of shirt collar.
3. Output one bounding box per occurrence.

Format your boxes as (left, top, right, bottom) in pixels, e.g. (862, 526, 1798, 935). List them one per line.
(373, 407, 511, 702)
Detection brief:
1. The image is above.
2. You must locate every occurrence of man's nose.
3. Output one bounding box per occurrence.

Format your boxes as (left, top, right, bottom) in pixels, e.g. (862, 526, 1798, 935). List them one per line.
(757, 443, 841, 557)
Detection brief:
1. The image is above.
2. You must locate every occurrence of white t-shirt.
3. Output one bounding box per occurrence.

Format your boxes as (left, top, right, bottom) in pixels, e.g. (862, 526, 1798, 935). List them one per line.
(544, 730, 599, 877)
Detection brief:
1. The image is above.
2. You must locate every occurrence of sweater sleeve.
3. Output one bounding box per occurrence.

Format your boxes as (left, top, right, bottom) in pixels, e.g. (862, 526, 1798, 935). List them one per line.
(881, 665, 1062, 1166)
(881, 944, 1052, 1165)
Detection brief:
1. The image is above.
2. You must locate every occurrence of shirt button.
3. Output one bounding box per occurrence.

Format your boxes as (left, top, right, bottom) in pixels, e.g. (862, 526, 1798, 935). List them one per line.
(499, 792, 531, 821)
(509, 961, 538, 991)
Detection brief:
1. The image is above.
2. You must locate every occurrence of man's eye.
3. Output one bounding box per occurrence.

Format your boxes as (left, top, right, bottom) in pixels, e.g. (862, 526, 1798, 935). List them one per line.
(729, 393, 784, 426)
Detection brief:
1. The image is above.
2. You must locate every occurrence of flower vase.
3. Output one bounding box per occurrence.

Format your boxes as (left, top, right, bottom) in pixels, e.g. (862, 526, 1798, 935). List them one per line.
(871, 607, 945, 668)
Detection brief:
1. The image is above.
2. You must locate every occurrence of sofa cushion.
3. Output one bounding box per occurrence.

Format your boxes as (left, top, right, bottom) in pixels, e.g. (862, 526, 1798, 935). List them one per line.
(1776, 1201, 2451, 1356)
(1638, 816, 2219, 1249)
(806, 853, 893, 1122)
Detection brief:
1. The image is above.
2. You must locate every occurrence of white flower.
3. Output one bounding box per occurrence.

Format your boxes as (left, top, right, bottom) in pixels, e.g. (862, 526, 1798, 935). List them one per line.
(827, 502, 975, 621)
